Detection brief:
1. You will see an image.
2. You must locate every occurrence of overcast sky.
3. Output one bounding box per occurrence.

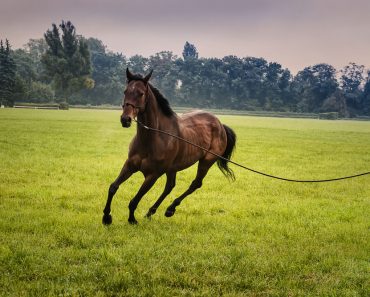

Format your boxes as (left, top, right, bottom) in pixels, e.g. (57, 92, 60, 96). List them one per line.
(1, 0, 369, 73)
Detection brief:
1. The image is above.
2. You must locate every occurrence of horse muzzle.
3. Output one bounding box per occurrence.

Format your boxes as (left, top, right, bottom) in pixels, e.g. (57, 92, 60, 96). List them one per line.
(120, 116, 132, 128)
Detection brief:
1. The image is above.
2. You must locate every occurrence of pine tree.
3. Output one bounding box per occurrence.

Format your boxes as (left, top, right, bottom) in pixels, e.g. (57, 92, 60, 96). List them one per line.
(0, 40, 5, 105)
(0, 39, 16, 106)
(182, 42, 199, 60)
(42, 21, 93, 103)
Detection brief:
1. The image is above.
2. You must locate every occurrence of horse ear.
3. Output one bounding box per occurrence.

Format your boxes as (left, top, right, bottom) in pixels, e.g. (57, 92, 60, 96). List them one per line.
(126, 68, 134, 82)
(143, 69, 153, 83)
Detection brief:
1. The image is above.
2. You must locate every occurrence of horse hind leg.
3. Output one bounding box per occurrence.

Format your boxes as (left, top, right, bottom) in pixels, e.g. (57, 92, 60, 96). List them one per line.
(146, 172, 177, 218)
(165, 159, 216, 217)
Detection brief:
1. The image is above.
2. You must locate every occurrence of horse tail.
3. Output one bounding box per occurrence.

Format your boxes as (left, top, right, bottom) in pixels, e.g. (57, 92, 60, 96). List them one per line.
(217, 124, 237, 181)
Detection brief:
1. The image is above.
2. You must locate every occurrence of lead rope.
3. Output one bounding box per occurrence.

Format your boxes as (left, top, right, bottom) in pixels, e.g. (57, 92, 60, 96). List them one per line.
(134, 119, 370, 183)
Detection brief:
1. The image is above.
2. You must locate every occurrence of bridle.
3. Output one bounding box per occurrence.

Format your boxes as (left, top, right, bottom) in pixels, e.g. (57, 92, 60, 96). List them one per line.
(122, 102, 146, 113)
(122, 81, 150, 114)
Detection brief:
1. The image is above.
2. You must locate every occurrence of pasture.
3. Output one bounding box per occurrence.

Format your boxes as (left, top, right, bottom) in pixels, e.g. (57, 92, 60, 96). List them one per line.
(0, 108, 369, 296)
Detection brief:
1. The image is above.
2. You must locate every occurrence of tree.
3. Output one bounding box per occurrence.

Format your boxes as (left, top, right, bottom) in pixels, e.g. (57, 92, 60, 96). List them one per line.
(85, 37, 106, 54)
(42, 20, 94, 102)
(127, 55, 148, 74)
(176, 55, 203, 106)
(262, 62, 291, 110)
(0, 39, 17, 106)
(12, 48, 36, 102)
(148, 51, 179, 100)
(13, 49, 36, 86)
(321, 90, 348, 117)
(11, 40, 55, 103)
(363, 71, 370, 115)
(76, 37, 126, 105)
(340, 62, 365, 114)
(292, 64, 338, 112)
(24, 39, 49, 82)
(182, 42, 198, 60)
(197, 58, 227, 108)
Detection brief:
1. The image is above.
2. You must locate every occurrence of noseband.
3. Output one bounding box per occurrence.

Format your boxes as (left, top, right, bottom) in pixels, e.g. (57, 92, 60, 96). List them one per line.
(123, 102, 146, 113)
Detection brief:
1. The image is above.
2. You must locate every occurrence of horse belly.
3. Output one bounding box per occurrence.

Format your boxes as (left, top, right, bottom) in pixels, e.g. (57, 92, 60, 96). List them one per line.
(172, 146, 205, 172)
(171, 128, 212, 171)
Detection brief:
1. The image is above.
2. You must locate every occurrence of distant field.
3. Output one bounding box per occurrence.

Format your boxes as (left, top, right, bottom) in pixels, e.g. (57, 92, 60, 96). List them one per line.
(0, 108, 369, 296)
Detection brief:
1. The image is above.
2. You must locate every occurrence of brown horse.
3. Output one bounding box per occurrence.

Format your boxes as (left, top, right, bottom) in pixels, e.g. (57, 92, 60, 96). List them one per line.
(102, 69, 236, 225)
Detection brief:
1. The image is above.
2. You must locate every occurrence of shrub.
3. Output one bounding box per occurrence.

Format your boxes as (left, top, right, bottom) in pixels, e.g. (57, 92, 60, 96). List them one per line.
(59, 102, 69, 110)
(29, 82, 55, 103)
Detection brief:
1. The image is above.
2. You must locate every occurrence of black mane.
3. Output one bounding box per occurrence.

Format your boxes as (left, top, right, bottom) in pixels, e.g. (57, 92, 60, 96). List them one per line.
(128, 74, 176, 117)
(148, 84, 176, 117)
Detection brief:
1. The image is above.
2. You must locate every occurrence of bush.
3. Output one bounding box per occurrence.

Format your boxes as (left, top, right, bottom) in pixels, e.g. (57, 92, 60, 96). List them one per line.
(59, 102, 69, 110)
(29, 82, 55, 103)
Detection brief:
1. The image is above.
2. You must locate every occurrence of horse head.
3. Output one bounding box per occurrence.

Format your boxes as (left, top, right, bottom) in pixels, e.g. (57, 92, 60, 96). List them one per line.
(120, 68, 153, 127)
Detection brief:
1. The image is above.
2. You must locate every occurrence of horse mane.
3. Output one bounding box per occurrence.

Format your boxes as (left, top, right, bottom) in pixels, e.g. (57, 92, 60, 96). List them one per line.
(148, 84, 176, 117)
(127, 74, 176, 118)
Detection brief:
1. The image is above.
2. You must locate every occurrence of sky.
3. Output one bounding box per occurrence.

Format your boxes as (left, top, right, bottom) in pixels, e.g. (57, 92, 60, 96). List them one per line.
(1, 0, 369, 73)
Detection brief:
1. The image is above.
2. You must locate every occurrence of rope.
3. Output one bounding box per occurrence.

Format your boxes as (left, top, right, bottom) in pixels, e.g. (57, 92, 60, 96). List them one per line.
(134, 119, 370, 183)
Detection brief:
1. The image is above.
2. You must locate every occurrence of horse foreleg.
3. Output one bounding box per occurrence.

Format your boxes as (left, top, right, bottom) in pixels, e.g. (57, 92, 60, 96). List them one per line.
(146, 172, 177, 218)
(165, 159, 215, 217)
(128, 174, 159, 224)
(102, 160, 136, 225)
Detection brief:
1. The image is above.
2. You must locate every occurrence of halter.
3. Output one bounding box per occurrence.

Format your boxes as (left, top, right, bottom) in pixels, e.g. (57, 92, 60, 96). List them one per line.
(123, 102, 146, 113)
(122, 82, 150, 114)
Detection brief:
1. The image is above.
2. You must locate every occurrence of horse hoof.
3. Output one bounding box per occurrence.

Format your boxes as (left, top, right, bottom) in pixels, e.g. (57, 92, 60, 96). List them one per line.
(145, 208, 156, 219)
(102, 214, 112, 225)
(165, 209, 175, 217)
(128, 218, 138, 225)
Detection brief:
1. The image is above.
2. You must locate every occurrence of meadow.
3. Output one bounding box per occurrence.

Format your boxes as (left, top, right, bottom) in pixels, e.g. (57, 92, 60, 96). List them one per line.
(0, 108, 369, 296)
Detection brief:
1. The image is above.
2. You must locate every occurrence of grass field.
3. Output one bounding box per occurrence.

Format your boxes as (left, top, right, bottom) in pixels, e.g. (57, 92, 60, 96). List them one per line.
(0, 108, 369, 296)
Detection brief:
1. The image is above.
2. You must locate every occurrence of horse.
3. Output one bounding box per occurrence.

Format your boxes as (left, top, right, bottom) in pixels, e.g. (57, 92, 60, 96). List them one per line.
(102, 68, 237, 225)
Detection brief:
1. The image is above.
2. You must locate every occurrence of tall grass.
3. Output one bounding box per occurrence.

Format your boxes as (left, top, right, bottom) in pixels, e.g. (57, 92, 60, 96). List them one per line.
(0, 108, 369, 296)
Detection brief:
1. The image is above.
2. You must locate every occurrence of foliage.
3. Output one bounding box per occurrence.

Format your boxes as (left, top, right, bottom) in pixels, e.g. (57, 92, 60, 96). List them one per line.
(0, 109, 369, 296)
(363, 71, 370, 115)
(182, 41, 198, 60)
(292, 64, 338, 113)
(27, 81, 55, 103)
(72, 37, 126, 105)
(7, 35, 370, 116)
(321, 90, 348, 117)
(58, 102, 69, 110)
(42, 21, 94, 102)
(0, 39, 17, 106)
(340, 62, 365, 115)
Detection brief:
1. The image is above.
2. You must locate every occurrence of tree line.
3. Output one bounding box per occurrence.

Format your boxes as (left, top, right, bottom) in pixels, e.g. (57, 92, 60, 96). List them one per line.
(1, 21, 369, 116)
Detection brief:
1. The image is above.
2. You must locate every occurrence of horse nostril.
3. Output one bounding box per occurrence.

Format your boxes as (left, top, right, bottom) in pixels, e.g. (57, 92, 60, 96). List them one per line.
(121, 116, 132, 128)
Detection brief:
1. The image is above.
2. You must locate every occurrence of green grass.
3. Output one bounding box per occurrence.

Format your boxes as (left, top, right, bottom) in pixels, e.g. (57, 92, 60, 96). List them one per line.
(0, 108, 369, 296)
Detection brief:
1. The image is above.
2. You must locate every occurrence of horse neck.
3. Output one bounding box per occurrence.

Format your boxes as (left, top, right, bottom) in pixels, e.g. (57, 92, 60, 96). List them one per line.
(136, 89, 168, 135)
